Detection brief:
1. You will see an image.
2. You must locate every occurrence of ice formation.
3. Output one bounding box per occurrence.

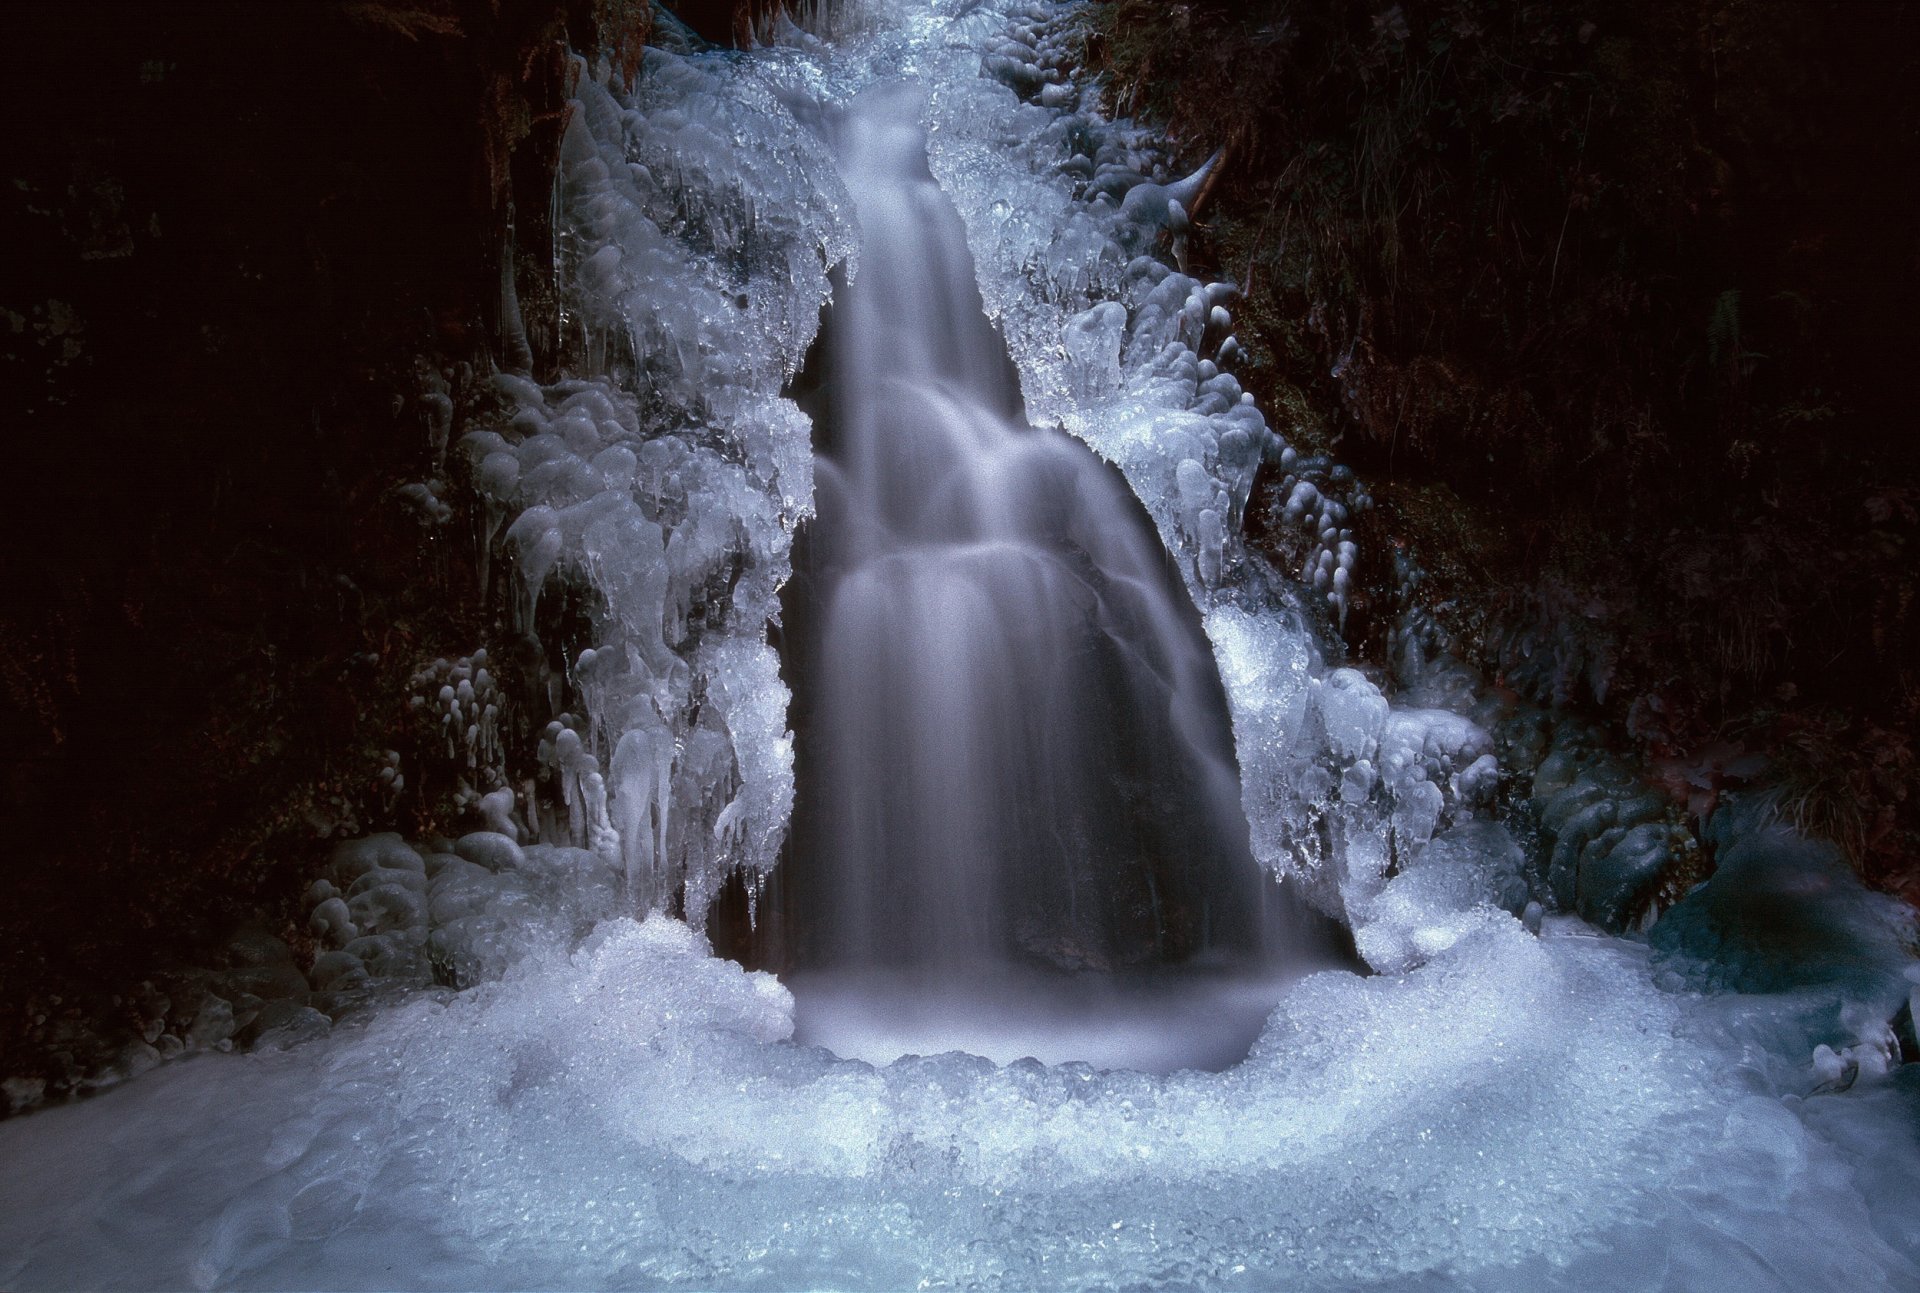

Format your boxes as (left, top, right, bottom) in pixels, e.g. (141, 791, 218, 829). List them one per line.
(452, 41, 853, 926)
(3, 3, 1918, 1290)
(918, 6, 1483, 929)
(4, 896, 1918, 1290)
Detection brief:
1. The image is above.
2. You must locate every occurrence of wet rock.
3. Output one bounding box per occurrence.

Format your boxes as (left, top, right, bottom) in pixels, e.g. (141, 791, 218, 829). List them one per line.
(185, 995, 236, 1049)
(1651, 816, 1915, 1002)
(1578, 822, 1680, 928)
(239, 1001, 331, 1052)
(310, 949, 370, 992)
(2, 1076, 47, 1116)
(84, 1040, 163, 1090)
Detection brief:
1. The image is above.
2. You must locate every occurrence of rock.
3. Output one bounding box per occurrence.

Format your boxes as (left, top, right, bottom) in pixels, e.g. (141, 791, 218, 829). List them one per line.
(310, 896, 357, 945)
(219, 961, 312, 1005)
(103, 1040, 162, 1084)
(344, 931, 431, 983)
(329, 833, 425, 886)
(185, 995, 236, 1049)
(225, 925, 296, 968)
(347, 882, 427, 936)
(310, 949, 370, 991)
(1651, 822, 1915, 1002)
(2, 1076, 47, 1115)
(1578, 821, 1675, 928)
(239, 1001, 331, 1051)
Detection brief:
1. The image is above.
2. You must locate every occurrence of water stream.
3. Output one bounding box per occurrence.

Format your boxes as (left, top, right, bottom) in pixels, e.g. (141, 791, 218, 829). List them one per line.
(776, 81, 1331, 1066)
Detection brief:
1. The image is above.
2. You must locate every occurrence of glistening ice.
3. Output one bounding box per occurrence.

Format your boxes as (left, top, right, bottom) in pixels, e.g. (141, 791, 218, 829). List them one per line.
(3, 898, 1917, 1289)
(3, 2, 1917, 1289)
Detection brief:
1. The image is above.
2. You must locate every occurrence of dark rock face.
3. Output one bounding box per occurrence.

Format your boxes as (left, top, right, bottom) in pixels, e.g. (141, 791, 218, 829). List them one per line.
(1090, 0, 1920, 900)
(0, 0, 644, 1076)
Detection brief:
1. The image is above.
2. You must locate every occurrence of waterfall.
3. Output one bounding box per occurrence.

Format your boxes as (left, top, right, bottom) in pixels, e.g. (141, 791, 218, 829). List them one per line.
(782, 82, 1280, 978)
(4, 7, 1919, 1292)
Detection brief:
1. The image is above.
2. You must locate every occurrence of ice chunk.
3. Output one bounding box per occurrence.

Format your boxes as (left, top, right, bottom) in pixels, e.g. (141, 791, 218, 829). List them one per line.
(1316, 668, 1389, 763)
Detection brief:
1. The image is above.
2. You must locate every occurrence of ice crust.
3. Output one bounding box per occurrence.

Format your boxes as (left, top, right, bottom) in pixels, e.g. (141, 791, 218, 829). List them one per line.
(460, 42, 853, 922)
(5, 3, 1919, 1289)
(4, 906, 1918, 1290)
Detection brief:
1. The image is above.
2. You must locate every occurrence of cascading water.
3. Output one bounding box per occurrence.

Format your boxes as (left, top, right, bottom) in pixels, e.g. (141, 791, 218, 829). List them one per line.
(791, 84, 1271, 970)
(775, 82, 1331, 1067)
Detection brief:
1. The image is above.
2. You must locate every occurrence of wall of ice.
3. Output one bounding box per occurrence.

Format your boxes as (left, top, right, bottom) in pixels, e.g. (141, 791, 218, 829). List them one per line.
(446, 44, 859, 929)
(386, 0, 1506, 949)
(419, 0, 1442, 944)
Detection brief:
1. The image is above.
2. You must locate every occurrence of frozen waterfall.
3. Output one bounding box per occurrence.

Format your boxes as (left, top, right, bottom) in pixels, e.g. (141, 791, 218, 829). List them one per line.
(2, 3, 1918, 1291)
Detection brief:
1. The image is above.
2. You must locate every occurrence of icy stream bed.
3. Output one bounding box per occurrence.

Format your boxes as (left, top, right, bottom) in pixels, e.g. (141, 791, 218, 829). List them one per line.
(3, 902, 1918, 1290)
(4, 2, 1918, 1288)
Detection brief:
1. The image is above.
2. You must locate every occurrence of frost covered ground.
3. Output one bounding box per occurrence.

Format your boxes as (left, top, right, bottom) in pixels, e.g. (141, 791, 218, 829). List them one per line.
(2, 885, 1917, 1290)
(3, 1, 1918, 1288)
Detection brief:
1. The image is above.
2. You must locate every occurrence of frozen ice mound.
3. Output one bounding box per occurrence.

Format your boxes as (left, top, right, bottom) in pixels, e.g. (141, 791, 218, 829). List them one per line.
(1652, 809, 1916, 1006)
(1352, 819, 1530, 974)
(304, 833, 625, 998)
(4, 909, 1918, 1290)
(459, 41, 859, 922)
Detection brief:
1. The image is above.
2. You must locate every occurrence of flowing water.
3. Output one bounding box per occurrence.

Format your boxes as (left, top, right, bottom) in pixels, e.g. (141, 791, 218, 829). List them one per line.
(776, 82, 1331, 1066)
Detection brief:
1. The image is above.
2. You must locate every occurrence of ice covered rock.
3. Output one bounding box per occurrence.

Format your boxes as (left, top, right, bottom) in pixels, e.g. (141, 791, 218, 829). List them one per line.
(1652, 816, 1916, 1007)
(1526, 734, 1681, 929)
(1579, 819, 1682, 928)
(307, 831, 625, 996)
(448, 50, 840, 918)
(239, 1003, 331, 1053)
(455, 830, 525, 873)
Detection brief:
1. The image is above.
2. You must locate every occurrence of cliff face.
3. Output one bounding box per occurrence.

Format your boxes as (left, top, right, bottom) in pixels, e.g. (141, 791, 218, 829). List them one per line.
(1089, 0, 1920, 900)
(0, 0, 662, 1060)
